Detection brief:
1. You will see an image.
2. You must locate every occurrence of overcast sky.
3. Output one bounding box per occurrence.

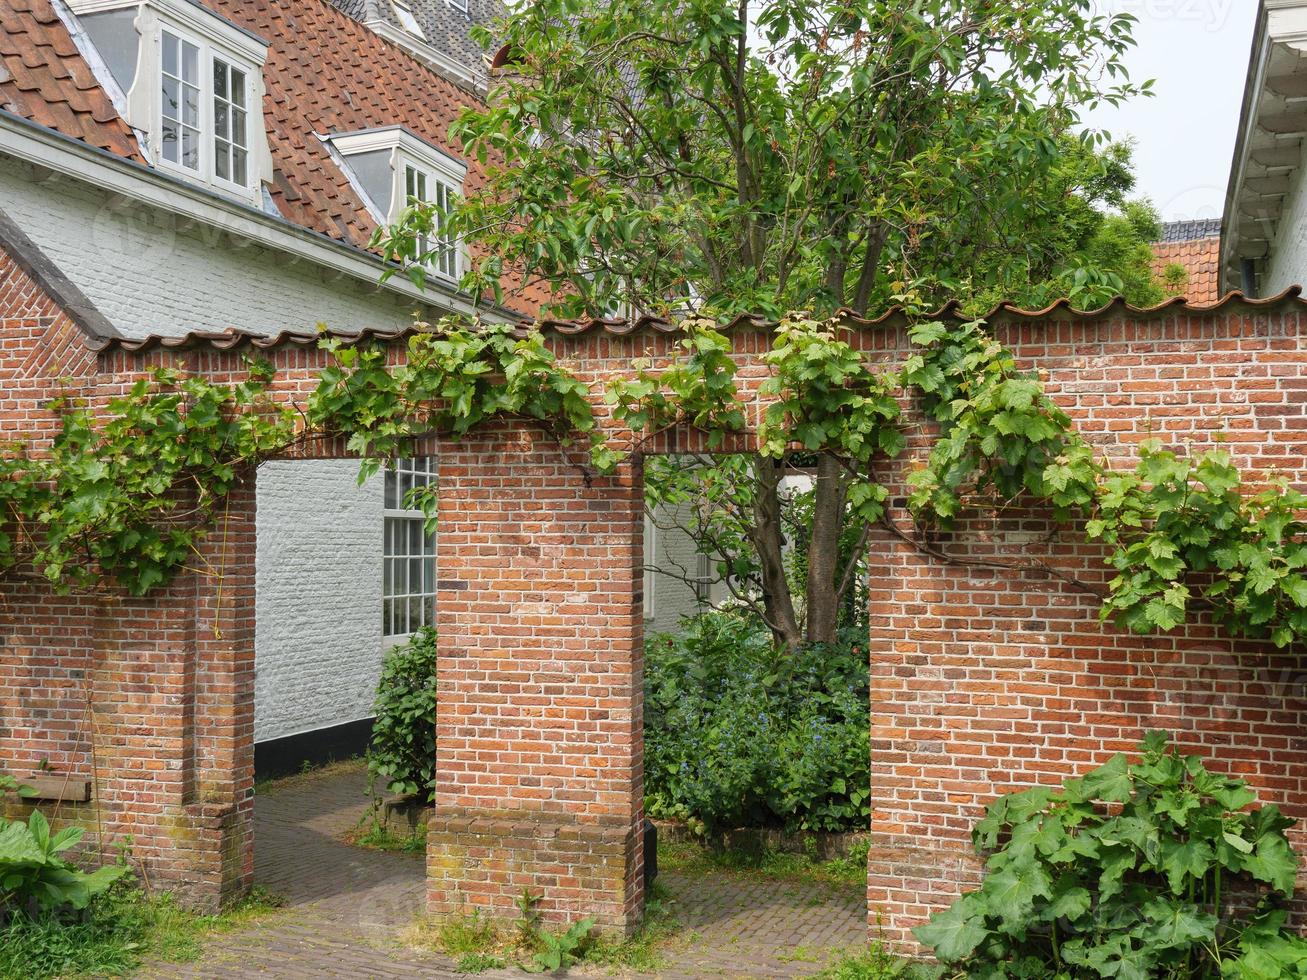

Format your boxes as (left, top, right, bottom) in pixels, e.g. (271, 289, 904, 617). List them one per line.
(1079, 1, 1257, 222)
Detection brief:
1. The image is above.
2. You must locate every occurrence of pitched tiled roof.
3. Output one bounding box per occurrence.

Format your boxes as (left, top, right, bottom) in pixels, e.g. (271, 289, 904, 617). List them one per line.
(1159, 219, 1222, 243)
(91, 288, 1307, 354)
(204, 0, 479, 250)
(0, 0, 143, 161)
(1152, 230, 1222, 306)
(1, 0, 546, 315)
(331, 0, 498, 87)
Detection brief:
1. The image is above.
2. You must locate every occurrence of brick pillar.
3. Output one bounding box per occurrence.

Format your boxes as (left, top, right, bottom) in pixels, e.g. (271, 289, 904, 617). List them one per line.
(81, 477, 256, 911)
(429, 427, 644, 934)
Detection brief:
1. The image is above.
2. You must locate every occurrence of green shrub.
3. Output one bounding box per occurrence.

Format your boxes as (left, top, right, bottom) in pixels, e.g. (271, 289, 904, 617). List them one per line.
(1, 775, 127, 923)
(644, 611, 869, 833)
(368, 627, 438, 802)
(915, 732, 1307, 977)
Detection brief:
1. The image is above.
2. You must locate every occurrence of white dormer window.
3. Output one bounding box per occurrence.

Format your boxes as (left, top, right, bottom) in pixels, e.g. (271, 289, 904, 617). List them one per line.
(447, 0, 469, 12)
(324, 127, 468, 283)
(66, 0, 273, 205)
(404, 162, 456, 279)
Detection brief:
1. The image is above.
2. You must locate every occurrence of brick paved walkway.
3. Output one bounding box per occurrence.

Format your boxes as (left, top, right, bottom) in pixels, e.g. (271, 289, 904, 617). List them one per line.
(137, 763, 867, 978)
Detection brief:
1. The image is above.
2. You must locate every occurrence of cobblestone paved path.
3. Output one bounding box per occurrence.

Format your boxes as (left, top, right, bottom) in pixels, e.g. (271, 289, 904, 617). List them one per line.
(136, 763, 867, 978)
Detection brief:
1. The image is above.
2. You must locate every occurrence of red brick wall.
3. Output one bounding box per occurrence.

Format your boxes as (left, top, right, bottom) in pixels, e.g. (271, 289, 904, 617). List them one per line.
(866, 311, 1307, 949)
(429, 426, 645, 932)
(5, 234, 1307, 946)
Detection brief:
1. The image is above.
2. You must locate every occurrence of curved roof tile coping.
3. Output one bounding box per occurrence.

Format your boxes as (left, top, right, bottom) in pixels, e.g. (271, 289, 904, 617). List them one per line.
(95, 286, 1307, 354)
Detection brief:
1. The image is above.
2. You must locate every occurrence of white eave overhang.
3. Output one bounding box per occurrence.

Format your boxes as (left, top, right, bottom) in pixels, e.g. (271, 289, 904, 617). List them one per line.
(0, 108, 508, 329)
(1222, 1, 1307, 291)
(363, 17, 485, 97)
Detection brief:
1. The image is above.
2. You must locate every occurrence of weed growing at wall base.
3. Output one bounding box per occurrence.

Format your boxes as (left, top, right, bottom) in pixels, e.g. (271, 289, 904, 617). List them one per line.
(0, 881, 284, 980)
(915, 733, 1307, 976)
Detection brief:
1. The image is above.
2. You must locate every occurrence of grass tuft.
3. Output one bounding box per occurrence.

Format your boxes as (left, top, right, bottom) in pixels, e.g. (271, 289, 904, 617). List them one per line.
(0, 881, 285, 980)
(813, 944, 932, 979)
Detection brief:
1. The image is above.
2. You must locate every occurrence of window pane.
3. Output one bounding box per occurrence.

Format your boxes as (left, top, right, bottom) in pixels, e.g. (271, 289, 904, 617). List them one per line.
(232, 108, 247, 147)
(182, 39, 199, 84)
(161, 124, 178, 162)
(162, 75, 179, 116)
(231, 68, 246, 108)
(163, 32, 178, 76)
(215, 139, 230, 181)
(182, 83, 199, 128)
(233, 148, 247, 187)
(182, 126, 199, 170)
(215, 102, 229, 141)
(213, 60, 227, 100)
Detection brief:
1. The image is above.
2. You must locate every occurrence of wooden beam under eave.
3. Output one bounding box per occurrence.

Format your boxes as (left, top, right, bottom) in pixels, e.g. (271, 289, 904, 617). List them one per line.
(1268, 73, 1307, 98)
(1251, 143, 1303, 168)
(1240, 201, 1281, 220)
(1245, 175, 1293, 195)
(1257, 111, 1307, 135)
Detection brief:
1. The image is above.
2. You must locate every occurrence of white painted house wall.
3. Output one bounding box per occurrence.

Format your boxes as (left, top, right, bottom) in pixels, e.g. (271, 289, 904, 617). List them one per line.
(254, 461, 384, 743)
(644, 500, 712, 634)
(0, 155, 431, 340)
(2, 160, 423, 753)
(1262, 158, 1307, 297)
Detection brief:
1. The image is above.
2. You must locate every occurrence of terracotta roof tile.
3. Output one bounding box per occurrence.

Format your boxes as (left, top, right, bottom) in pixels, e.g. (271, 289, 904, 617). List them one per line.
(1153, 234, 1222, 306)
(94, 287, 1306, 354)
(202, 0, 548, 315)
(3, 0, 549, 315)
(0, 0, 142, 161)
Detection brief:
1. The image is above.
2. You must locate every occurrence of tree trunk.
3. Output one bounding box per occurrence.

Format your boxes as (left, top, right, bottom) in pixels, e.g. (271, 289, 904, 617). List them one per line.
(747, 455, 803, 652)
(804, 453, 847, 645)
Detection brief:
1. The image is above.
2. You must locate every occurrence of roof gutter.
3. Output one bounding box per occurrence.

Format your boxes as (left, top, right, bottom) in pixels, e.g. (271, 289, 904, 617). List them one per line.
(0, 108, 513, 325)
(1221, 4, 1272, 294)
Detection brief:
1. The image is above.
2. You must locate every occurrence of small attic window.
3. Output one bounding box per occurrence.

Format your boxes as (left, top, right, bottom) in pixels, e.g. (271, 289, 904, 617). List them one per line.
(325, 127, 468, 283)
(447, 0, 469, 12)
(66, 0, 272, 205)
(392, 0, 426, 38)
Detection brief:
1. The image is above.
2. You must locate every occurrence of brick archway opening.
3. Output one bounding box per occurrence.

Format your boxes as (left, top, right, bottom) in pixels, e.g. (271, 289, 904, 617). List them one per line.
(7, 291, 1307, 955)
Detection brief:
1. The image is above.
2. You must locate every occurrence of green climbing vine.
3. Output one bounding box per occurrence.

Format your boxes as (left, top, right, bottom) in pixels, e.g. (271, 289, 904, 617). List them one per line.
(900, 313, 1307, 648)
(2, 309, 1306, 654)
(0, 363, 294, 595)
(306, 319, 609, 522)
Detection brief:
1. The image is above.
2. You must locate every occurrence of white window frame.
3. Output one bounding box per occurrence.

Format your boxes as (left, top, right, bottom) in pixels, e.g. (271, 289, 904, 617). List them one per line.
(67, 0, 271, 206)
(643, 515, 657, 619)
(447, 0, 469, 12)
(693, 551, 713, 604)
(383, 458, 437, 643)
(154, 23, 253, 195)
(326, 127, 468, 284)
(401, 157, 458, 281)
(392, 0, 427, 37)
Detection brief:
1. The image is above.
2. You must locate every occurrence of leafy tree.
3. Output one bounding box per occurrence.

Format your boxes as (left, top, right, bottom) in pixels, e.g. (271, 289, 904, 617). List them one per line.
(376, 0, 1156, 648)
(963, 139, 1168, 313)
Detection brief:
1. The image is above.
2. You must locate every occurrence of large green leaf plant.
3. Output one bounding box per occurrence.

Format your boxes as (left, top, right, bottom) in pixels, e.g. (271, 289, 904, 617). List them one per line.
(915, 733, 1307, 978)
(1, 776, 126, 921)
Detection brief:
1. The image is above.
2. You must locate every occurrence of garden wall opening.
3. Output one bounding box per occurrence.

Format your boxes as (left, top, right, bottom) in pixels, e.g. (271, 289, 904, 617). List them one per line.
(6, 231, 1307, 950)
